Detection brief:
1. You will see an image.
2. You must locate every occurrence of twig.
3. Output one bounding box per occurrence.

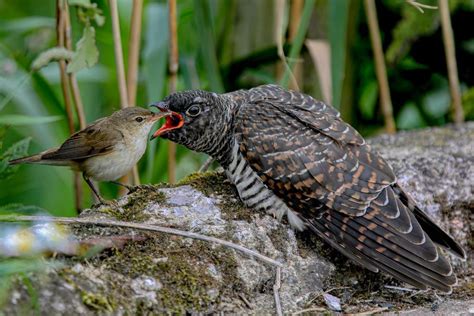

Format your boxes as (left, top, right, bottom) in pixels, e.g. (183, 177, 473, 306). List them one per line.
(0, 215, 284, 268)
(238, 293, 253, 309)
(198, 157, 214, 173)
(439, 0, 464, 124)
(292, 307, 326, 315)
(406, 0, 438, 13)
(384, 285, 417, 292)
(63, 3, 86, 130)
(167, 0, 178, 184)
(57, 0, 82, 211)
(364, 0, 396, 134)
(273, 266, 283, 316)
(346, 306, 388, 316)
(109, 0, 128, 108)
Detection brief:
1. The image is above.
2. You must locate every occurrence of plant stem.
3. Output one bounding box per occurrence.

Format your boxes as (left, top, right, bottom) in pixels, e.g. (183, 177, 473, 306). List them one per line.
(63, 3, 86, 129)
(364, 0, 396, 134)
(57, 2, 74, 134)
(127, 0, 144, 185)
(168, 0, 178, 184)
(127, 0, 143, 107)
(109, 0, 128, 108)
(109, 0, 140, 187)
(439, 0, 464, 124)
(280, 0, 315, 89)
(57, 0, 82, 211)
(288, 0, 304, 91)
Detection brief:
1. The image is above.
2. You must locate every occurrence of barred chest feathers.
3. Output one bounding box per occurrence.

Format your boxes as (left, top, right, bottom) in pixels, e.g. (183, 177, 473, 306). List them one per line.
(224, 141, 306, 230)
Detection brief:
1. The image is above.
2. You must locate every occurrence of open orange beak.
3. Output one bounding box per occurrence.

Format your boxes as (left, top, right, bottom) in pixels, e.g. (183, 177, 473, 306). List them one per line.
(150, 102, 184, 139)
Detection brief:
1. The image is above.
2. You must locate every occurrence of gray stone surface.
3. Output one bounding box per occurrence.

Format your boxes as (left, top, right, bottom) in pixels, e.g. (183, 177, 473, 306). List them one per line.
(2, 123, 473, 315)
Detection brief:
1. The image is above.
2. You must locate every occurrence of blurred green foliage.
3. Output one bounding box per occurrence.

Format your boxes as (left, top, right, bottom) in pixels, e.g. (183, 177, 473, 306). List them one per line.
(0, 0, 472, 215)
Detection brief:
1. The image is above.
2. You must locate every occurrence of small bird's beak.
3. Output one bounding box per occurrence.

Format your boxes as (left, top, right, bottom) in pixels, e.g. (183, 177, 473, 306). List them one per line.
(149, 111, 171, 122)
(149, 101, 185, 139)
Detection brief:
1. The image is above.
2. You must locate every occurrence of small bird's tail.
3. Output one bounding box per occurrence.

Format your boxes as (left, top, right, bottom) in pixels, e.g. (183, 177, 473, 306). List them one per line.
(9, 148, 70, 166)
(9, 153, 43, 165)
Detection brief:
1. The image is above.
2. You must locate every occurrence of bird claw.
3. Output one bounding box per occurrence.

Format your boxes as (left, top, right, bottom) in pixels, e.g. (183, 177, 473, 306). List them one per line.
(92, 199, 119, 209)
(126, 184, 156, 194)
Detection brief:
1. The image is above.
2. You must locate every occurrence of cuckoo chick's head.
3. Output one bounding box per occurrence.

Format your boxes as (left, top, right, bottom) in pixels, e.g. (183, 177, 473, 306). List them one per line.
(150, 90, 232, 153)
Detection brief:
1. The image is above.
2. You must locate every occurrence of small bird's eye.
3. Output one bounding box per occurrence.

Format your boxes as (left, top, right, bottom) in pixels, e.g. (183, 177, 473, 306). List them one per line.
(186, 105, 201, 117)
(135, 116, 144, 123)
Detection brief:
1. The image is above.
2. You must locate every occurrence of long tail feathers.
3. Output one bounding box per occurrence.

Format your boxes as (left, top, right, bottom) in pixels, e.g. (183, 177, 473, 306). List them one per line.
(8, 148, 70, 166)
(307, 185, 465, 293)
(393, 185, 467, 260)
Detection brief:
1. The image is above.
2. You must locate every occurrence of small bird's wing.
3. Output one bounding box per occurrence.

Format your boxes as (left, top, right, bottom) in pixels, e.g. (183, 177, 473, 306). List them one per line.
(233, 85, 463, 292)
(43, 118, 120, 161)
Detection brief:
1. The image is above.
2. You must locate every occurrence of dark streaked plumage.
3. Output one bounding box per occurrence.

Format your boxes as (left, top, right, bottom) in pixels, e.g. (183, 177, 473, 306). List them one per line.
(152, 84, 466, 292)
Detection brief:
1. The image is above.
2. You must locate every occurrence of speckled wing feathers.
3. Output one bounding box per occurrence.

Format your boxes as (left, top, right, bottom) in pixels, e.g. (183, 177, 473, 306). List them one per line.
(233, 84, 461, 292)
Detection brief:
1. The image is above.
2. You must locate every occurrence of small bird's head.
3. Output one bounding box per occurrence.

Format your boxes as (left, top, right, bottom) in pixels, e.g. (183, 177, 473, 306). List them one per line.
(110, 107, 169, 139)
(150, 90, 233, 154)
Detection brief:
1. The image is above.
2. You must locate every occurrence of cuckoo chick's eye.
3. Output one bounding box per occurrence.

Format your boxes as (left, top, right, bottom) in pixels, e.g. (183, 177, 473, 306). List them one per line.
(135, 116, 144, 123)
(186, 104, 201, 117)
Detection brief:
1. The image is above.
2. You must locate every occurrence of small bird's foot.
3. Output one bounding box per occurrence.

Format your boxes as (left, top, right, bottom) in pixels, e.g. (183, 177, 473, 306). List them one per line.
(92, 199, 119, 209)
(126, 184, 156, 194)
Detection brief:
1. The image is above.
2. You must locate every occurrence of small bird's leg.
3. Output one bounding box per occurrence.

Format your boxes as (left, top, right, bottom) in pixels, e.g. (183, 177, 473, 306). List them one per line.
(109, 180, 134, 191)
(83, 173, 106, 204)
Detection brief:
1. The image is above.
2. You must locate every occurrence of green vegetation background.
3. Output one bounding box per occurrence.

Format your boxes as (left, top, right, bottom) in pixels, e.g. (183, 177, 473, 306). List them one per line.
(0, 0, 473, 215)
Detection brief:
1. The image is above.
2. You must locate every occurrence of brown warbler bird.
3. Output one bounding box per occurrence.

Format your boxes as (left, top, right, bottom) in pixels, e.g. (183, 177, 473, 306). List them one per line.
(10, 107, 169, 203)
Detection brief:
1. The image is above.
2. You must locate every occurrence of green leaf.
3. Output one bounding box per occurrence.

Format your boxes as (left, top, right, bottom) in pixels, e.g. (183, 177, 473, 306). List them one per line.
(422, 86, 450, 119)
(0, 138, 31, 180)
(0, 115, 62, 126)
(93, 13, 105, 27)
(0, 17, 55, 34)
(68, 0, 93, 8)
(31, 47, 74, 72)
(67, 26, 99, 73)
(142, 3, 169, 183)
(386, 3, 439, 64)
(359, 81, 378, 120)
(280, 0, 316, 88)
(193, 0, 225, 92)
(329, 0, 350, 108)
(396, 102, 427, 130)
(0, 259, 61, 277)
(0, 204, 47, 215)
(0, 126, 5, 151)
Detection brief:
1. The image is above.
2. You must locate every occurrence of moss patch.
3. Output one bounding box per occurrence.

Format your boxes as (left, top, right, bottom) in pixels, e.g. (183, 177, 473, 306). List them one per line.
(81, 291, 113, 312)
(106, 188, 167, 222)
(91, 232, 244, 313)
